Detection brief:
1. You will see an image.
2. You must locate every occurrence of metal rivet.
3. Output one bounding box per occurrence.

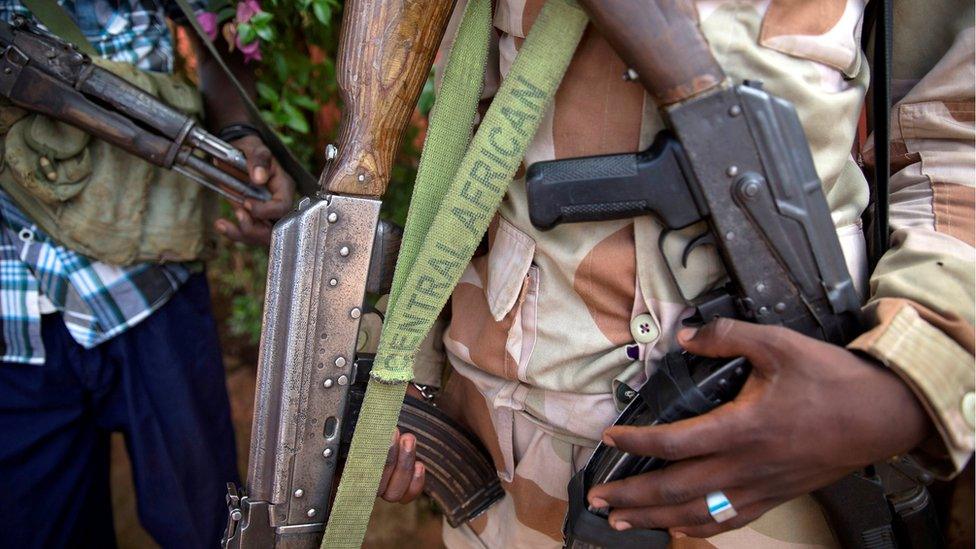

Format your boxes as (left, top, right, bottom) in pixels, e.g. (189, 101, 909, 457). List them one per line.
(327, 212, 338, 223)
(3, 68, 11, 75)
(335, 357, 346, 368)
(755, 283, 766, 293)
(774, 302, 787, 313)
(230, 509, 243, 521)
(339, 246, 350, 257)
(726, 165, 739, 177)
(325, 144, 338, 161)
(349, 307, 361, 319)
(294, 489, 304, 498)
(622, 68, 639, 81)
(337, 375, 348, 386)
(307, 509, 317, 518)
(729, 105, 742, 117)
(329, 278, 338, 287)
(323, 379, 334, 388)
(357, 174, 366, 182)
(323, 448, 333, 458)
(742, 180, 761, 197)
(725, 231, 735, 241)
(758, 306, 770, 316)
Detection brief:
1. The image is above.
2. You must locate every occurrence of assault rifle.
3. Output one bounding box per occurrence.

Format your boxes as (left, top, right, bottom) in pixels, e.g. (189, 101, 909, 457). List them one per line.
(0, 16, 269, 204)
(527, 1, 936, 547)
(221, 1, 504, 547)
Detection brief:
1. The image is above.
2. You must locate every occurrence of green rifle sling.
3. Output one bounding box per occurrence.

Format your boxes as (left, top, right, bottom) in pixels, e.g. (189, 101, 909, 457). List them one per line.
(321, 1, 588, 547)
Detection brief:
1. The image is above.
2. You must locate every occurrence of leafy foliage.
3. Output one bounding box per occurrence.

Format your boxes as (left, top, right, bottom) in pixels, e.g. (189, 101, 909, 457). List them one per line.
(202, 0, 433, 344)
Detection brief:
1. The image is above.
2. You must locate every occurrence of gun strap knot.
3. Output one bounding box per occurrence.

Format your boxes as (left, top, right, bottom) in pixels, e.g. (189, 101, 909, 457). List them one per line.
(321, 0, 588, 546)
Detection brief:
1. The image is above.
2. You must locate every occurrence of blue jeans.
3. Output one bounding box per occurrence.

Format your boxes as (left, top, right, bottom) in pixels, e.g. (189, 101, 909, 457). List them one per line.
(0, 273, 239, 548)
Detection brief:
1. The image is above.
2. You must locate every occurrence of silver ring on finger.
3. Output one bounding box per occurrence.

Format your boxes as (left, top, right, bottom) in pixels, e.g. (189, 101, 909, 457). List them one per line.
(705, 491, 738, 523)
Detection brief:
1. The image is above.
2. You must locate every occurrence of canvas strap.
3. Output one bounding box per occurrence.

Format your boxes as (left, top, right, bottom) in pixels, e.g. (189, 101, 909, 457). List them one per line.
(320, 0, 588, 546)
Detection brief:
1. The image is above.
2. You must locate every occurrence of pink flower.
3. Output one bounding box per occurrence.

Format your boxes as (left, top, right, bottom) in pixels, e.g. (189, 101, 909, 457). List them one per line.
(196, 11, 219, 40)
(236, 0, 262, 23)
(236, 35, 262, 63)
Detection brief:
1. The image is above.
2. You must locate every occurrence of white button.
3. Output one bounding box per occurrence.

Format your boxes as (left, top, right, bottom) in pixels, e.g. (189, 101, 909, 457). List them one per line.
(630, 313, 659, 343)
(962, 392, 975, 430)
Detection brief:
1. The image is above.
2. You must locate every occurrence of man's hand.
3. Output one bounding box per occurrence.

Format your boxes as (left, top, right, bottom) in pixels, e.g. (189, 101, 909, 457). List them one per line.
(377, 385, 429, 504)
(214, 134, 295, 245)
(378, 428, 426, 504)
(587, 318, 932, 538)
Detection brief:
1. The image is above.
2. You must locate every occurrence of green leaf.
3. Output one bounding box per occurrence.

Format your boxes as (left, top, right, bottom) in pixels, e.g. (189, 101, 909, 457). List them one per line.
(255, 25, 275, 41)
(216, 5, 236, 22)
(237, 22, 257, 44)
(250, 11, 273, 25)
(274, 53, 290, 82)
(256, 81, 277, 101)
(418, 72, 436, 116)
(312, 0, 331, 25)
(291, 94, 319, 110)
(270, 110, 290, 126)
(282, 102, 310, 133)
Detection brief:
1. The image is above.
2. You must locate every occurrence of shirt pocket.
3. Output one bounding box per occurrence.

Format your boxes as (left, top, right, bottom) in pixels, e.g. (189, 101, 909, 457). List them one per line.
(894, 99, 976, 245)
(756, 0, 865, 79)
(446, 215, 540, 382)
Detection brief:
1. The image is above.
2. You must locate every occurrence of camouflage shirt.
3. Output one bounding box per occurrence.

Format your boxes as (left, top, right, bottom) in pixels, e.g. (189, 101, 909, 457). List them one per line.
(421, 0, 976, 547)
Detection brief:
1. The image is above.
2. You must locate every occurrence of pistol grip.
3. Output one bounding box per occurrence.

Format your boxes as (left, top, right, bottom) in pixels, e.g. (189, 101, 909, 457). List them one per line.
(526, 132, 704, 231)
(526, 151, 647, 229)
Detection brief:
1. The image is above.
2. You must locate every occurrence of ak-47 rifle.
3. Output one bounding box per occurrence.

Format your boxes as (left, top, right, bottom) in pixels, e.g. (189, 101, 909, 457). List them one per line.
(0, 15, 269, 204)
(525, 1, 938, 548)
(221, 2, 503, 547)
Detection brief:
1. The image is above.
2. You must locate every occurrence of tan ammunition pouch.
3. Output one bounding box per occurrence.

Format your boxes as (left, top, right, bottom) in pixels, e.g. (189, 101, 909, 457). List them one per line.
(0, 58, 218, 265)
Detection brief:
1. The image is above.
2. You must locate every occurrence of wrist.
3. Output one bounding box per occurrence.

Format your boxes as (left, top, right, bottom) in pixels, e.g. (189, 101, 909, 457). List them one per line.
(217, 123, 261, 143)
(849, 359, 934, 463)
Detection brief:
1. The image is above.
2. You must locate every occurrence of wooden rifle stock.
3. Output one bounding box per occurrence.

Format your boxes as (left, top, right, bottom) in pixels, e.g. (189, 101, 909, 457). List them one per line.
(323, 0, 455, 197)
(576, 0, 726, 106)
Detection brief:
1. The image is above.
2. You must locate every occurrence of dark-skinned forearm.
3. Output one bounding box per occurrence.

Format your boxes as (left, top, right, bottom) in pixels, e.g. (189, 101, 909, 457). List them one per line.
(184, 29, 255, 132)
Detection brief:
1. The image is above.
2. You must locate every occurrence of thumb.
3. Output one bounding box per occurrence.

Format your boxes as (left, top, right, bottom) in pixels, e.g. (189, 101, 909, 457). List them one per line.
(237, 136, 272, 185)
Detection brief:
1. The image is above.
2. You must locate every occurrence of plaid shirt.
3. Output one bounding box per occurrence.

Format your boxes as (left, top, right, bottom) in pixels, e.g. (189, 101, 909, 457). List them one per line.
(0, 0, 206, 73)
(0, 0, 206, 364)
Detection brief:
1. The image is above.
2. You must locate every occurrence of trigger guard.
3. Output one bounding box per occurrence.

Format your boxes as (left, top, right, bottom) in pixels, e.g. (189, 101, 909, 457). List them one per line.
(681, 230, 716, 268)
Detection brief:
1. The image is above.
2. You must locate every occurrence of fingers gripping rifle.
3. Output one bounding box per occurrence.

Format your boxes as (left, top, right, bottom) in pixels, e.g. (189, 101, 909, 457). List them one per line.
(526, 1, 902, 547)
(0, 16, 269, 204)
(222, 2, 503, 547)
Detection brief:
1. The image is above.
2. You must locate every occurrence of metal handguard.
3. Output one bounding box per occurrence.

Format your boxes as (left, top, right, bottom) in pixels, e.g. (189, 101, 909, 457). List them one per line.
(527, 83, 886, 548)
(223, 196, 503, 548)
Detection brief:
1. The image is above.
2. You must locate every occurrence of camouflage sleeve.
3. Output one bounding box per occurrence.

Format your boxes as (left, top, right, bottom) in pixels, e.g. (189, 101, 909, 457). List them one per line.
(849, 10, 975, 477)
